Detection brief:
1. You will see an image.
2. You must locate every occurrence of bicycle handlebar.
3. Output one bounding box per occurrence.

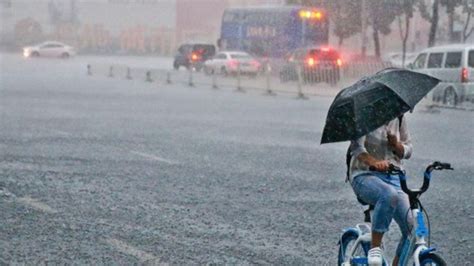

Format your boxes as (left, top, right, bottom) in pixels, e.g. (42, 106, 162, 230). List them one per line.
(425, 161, 453, 173)
(371, 162, 453, 197)
(397, 162, 452, 196)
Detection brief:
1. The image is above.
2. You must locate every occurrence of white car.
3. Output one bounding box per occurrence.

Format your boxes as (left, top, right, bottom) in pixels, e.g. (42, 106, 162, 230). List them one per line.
(204, 51, 261, 76)
(23, 41, 76, 58)
(409, 44, 474, 105)
(383, 52, 417, 68)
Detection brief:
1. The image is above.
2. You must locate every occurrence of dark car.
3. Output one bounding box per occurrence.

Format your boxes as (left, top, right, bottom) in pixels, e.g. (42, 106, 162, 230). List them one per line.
(173, 43, 216, 71)
(279, 47, 342, 85)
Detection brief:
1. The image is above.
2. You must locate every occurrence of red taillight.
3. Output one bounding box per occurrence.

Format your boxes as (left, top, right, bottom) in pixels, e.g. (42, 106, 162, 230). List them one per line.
(336, 58, 343, 66)
(190, 53, 200, 61)
(251, 60, 260, 68)
(461, 67, 468, 83)
(228, 59, 239, 69)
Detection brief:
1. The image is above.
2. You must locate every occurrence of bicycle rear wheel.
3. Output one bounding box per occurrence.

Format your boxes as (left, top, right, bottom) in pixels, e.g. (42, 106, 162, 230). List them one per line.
(418, 253, 447, 266)
(338, 231, 369, 266)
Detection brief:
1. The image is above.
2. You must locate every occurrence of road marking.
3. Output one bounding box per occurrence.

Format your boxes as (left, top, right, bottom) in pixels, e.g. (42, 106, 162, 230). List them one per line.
(16, 196, 58, 214)
(130, 151, 177, 165)
(105, 238, 166, 265)
(430, 104, 474, 112)
(50, 129, 71, 136)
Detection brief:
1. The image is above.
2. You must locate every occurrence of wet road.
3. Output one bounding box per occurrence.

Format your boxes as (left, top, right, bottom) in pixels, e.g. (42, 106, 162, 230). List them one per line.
(1, 53, 473, 264)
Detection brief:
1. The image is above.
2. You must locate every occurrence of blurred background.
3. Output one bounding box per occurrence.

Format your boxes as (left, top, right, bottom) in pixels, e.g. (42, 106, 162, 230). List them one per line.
(1, 0, 472, 57)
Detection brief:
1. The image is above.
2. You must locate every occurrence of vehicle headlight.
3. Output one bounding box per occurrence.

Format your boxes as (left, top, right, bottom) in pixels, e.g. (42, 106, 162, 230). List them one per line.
(23, 49, 30, 57)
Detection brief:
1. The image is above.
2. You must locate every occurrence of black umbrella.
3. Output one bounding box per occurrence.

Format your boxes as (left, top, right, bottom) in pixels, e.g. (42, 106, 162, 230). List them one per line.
(321, 68, 440, 144)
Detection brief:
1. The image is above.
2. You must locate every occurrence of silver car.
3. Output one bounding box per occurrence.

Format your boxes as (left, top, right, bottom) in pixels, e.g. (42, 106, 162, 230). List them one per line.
(204, 51, 261, 76)
(23, 41, 76, 58)
(410, 44, 474, 105)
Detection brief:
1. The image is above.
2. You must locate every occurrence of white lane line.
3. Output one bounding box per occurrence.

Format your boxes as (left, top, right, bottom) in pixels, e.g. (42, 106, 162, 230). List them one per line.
(50, 129, 71, 136)
(16, 196, 58, 214)
(105, 238, 166, 265)
(130, 151, 177, 165)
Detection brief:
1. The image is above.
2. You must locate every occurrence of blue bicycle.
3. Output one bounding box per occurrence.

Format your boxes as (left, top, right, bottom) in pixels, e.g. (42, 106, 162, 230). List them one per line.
(338, 162, 452, 266)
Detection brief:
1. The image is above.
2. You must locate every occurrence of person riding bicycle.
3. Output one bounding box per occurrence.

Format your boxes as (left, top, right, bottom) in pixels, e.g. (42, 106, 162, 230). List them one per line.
(349, 116, 414, 266)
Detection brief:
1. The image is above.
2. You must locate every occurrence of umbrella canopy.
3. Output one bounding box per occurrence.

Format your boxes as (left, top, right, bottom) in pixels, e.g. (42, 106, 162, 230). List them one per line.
(321, 68, 440, 144)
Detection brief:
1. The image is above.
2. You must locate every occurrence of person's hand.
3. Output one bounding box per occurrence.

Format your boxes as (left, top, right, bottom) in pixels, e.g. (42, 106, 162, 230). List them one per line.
(387, 133, 398, 148)
(370, 160, 390, 172)
(387, 133, 404, 158)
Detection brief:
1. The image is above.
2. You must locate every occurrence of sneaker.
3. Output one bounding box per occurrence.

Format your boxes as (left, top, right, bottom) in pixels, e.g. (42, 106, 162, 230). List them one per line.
(367, 247, 383, 266)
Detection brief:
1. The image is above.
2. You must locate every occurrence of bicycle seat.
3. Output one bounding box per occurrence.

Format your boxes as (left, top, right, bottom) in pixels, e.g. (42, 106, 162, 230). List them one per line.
(356, 196, 374, 223)
(363, 206, 374, 223)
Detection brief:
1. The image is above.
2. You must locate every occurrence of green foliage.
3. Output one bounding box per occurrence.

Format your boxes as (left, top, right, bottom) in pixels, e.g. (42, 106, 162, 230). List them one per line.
(417, 0, 433, 21)
(462, 0, 474, 41)
(327, 0, 362, 42)
(462, 0, 474, 13)
(440, 0, 463, 12)
(368, 0, 401, 35)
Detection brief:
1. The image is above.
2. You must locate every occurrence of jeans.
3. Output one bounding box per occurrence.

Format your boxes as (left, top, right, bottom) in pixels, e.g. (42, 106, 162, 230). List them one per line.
(351, 172, 413, 257)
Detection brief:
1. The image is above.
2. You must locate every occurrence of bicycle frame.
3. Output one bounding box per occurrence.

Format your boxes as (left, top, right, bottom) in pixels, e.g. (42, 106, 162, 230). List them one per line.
(398, 170, 435, 266)
(398, 207, 432, 266)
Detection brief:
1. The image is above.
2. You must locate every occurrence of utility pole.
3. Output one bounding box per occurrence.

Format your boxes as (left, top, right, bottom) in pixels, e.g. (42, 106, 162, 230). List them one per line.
(361, 0, 367, 58)
(70, 0, 78, 24)
(411, 12, 417, 52)
(1, 0, 12, 46)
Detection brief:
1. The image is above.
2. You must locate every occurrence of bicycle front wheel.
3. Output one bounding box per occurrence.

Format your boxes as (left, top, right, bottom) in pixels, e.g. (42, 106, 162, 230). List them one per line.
(418, 253, 447, 266)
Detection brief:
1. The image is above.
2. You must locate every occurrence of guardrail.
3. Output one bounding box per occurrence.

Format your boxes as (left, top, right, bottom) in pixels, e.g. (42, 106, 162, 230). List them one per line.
(87, 63, 312, 98)
(86, 61, 396, 99)
(341, 61, 394, 79)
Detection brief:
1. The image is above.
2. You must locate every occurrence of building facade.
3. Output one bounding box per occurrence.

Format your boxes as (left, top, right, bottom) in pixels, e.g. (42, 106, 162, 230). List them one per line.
(0, 0, 282, 54)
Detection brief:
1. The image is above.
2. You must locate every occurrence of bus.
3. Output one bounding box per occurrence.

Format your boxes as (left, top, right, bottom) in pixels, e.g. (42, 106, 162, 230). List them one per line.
(219, 6, 329, 58)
